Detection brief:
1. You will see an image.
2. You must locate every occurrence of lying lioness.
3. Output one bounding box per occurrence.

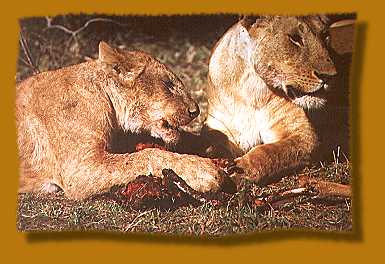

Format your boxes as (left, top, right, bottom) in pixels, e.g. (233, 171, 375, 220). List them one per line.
(16, 41, 226, 200)
(203, 15, 354, 185)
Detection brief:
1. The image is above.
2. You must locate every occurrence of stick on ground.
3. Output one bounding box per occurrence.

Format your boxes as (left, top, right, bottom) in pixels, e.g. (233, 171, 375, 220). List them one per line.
(298, 175, 351, 198)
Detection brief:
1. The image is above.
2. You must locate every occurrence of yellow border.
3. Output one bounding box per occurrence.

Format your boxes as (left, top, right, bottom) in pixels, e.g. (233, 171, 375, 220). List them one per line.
(1, 0, 382, 262)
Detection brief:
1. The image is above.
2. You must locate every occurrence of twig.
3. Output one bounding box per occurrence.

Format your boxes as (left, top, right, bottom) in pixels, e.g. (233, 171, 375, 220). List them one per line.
(253, 187, 310, 209)
(298, 176, 351, 198)
(253, 177, 351, 210)
(19, 30, 39, 74)
(45, 16, 127, 39)
(124, 210, 153, 232)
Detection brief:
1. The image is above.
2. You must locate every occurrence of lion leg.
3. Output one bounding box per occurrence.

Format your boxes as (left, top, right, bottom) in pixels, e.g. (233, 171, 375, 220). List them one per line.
(61, 148, 224, 200)
(18, 163, 61, 194)
(234, 136, 315, 184)
(233, 134, 317, 185)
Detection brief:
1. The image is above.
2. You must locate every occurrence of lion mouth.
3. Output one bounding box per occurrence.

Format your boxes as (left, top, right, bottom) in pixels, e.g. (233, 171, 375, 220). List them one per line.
(150, 119, 182, 145)
(284, 83, 327, 100)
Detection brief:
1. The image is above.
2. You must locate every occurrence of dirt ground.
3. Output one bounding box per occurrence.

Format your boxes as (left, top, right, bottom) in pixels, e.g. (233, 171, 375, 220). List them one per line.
(16, 14, 355, 237)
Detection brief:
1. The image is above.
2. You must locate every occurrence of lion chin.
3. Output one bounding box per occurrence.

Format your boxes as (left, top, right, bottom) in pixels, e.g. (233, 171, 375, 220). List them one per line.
(281, 83, 329, 110)
(292, 95, 327, 110)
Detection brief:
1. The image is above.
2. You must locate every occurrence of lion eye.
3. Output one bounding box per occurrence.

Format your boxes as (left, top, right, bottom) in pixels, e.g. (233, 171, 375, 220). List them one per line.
(162, 79, 174, 90)
(325, 35, 331, 45)
(320, 31, 331, 46)
(288, 33, 304, 47)
(113, 64, 121, 74)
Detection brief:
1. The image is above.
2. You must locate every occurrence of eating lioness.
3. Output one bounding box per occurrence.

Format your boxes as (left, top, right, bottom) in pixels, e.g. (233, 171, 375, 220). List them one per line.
(203, 15, 354, 185)
(16, 41, 225, 200)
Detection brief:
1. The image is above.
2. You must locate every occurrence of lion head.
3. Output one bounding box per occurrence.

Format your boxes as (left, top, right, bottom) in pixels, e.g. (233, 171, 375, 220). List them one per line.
(243, 16, 338, 109)
(98, 41, 199, 145)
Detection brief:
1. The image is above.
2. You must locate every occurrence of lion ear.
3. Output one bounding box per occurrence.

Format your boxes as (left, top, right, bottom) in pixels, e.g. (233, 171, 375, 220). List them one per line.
(329, 19, 355, 28)
(239, 16, 257, 30)
(329, 19, 356, 54)
(239, 15, 272, 31)
(98, 41, 120, 65)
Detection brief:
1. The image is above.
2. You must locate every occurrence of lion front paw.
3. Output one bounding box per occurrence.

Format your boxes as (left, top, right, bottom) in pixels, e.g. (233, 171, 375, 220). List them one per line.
(232, 156, 263, 184)
(171, 156, 227, 193)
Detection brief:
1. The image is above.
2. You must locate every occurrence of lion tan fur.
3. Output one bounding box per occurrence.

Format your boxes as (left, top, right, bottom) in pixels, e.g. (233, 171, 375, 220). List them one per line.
(16, 41, 224, 200)
(204, 16, 352, 184)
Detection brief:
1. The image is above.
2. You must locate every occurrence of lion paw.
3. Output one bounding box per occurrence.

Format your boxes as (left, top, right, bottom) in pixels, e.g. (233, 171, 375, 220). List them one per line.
(170, 156, 226, 193)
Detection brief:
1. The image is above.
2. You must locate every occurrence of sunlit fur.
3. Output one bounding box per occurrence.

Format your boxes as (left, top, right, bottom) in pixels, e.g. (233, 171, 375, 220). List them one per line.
(16, 42, 224, 200)
(205, 16, 341, 184)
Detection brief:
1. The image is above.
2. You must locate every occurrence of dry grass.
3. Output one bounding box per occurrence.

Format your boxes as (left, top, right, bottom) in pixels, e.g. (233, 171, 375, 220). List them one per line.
(16, 14, 353, 236)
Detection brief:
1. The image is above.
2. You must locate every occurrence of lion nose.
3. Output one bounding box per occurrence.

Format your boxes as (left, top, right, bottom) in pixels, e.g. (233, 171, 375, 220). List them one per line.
(313, 70, 337, 90)
(313, 70, 337, 80)
(188, 103, 200, 119)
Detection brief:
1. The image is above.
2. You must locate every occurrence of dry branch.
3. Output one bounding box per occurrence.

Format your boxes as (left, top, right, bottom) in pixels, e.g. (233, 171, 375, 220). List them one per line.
(45, 16, 127, 39)
(19, 30, 39, 74)
(298, 176, 351, 198)
(253, 187, 310, 209)
(252, 177, 351, 210)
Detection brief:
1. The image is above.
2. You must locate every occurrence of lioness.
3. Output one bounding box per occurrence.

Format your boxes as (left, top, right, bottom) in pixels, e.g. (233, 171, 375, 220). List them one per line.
(204, 15, 354, 185)
(16, 41, 225, 200)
